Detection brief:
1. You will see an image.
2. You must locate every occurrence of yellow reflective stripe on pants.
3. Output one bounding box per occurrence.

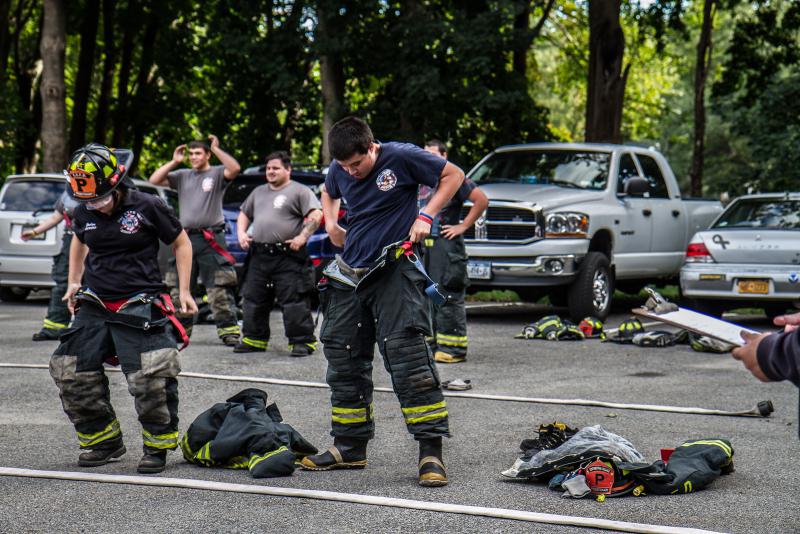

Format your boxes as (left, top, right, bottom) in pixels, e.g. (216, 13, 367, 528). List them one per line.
(401, 401, 448, 425)
(242, 337, 268, 349)
(249, 446, 289, 470)
(218, 325, 241, 336)
(436, 333, 468, 348)
(76, 419, 121, 448)
(142, 429, 179, 450)
(332, 404, 372, 424)
(43, 319, 67, 329)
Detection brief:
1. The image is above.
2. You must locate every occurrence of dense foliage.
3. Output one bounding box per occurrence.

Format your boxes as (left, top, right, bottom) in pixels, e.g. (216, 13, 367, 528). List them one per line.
(0, 0, 797, 197)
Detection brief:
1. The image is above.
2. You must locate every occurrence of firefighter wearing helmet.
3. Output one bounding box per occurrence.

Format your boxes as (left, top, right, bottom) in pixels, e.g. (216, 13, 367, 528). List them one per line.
(49, 143, 197, 474)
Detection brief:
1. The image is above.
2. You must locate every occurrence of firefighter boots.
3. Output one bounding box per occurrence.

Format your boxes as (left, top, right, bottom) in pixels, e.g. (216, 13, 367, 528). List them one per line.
(418, 437, 447, 487)
(78, 443, 126, 467)
(137, 450, 167, 474)
(300, 436, 367, 470)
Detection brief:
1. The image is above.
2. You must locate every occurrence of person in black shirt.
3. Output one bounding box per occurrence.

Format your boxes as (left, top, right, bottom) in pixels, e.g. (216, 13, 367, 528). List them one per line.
(50, 143, 197, 474)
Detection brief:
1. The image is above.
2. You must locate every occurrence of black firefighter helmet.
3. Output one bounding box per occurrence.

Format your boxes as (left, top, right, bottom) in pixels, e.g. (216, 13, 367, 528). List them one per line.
(65, 143, 127, 202)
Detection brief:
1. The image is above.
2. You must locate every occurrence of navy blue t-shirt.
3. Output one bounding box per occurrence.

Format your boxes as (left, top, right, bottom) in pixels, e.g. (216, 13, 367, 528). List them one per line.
(418, 178, 477, 235)
(326, 142, 446, 267)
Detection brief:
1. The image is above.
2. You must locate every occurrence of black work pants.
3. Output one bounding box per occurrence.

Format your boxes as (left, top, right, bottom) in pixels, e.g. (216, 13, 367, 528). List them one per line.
(49, 299, 180, 453)
(422, 236, 469, 359)
(165, 228, 239, 339)
(320, 255, 450, 441)
(240, 247, 316, 348)
(42, 233, 72, 331)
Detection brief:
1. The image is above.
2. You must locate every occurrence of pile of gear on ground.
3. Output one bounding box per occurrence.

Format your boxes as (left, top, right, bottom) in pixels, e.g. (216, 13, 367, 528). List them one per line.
(502, 422, 734, 501)
(515, 315, 734, 353)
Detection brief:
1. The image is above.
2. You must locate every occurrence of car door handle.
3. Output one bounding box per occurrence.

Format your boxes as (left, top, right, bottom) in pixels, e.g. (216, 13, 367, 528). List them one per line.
(642, 209, 652, 217)
(672, 210, 680, 217)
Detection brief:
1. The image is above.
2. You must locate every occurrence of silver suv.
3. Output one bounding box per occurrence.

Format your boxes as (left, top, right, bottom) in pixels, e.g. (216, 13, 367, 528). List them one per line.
(0, 174, 176, 302)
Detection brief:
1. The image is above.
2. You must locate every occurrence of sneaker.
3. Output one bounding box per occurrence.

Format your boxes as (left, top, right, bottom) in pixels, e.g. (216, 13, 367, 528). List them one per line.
(137, 450, 167, 474)
(290, 343, 315, 357)
(233, 341, 267, 353)
(434, 351, 465, 364)
(221, 334, 240, 347)
(78, 444, 126, 467)
(32, 328, 62, 341)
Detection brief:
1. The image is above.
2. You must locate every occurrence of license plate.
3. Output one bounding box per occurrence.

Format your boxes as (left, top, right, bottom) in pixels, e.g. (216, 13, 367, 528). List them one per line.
(16, 224, 44, 241)
(467, 260, 492, 280)
(738, 279, 769, 294)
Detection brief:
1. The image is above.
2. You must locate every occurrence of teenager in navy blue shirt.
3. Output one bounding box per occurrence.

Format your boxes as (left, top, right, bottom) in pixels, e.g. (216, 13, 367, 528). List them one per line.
(301, 117, 464, 487)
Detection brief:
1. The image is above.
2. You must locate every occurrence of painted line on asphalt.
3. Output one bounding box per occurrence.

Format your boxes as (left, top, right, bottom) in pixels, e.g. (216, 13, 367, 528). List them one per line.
(0, 363, 770, 418)
(0, 467, 725, 534)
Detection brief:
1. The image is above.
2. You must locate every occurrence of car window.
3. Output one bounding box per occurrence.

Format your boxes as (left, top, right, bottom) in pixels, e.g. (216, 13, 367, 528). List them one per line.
(636, 154, 669, 199)
(164, 189, 179, 215)
(714, 199, 800, 229)
(616, 154, 640, 195)
(0, 180, 66, 211)
(469, 150, 610, 190)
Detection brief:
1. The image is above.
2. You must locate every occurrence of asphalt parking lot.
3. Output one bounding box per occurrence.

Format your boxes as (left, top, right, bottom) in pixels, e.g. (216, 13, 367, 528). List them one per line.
(1, 295, 798, 533)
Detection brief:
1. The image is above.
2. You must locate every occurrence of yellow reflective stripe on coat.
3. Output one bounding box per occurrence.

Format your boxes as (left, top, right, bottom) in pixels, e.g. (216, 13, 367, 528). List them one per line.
(142, 429, 179, 449)
(43, 318, 67, 329)
(402, 401, 448, 425)
(76, 419, 121, 448)
(242, 337, 268, 349)
(249, 446, 289, 470)
(331, 403, 372, 424)
(436, 333, 468, 348)
(681, 439, 733, 457)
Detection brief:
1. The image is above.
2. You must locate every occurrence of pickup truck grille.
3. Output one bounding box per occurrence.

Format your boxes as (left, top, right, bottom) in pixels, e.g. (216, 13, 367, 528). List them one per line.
(461, 203, 543, 243)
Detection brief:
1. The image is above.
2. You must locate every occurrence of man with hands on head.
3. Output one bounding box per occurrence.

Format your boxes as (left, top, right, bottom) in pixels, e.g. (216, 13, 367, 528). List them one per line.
(419, 139, 489, 364)
(300, 117, 464, 488)
(233, 151, 322, 357)
(149, 134, 241, 346)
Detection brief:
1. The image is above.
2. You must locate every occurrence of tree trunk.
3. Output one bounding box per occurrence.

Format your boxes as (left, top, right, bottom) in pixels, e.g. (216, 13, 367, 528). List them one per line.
(585, 0, 629, 143)
(68, 0, 100, 151)
(0, 0, 12, 85)
(130, 15, 159, 172)
(40, 0, 68, 172)
(689, 0, 716, 197)
(111, 0, 139, 147)
(12, 1, 42, 173)
(512, 0, 555, 79)
(94, 0, 116, 144)
(317, 1, 346, 164)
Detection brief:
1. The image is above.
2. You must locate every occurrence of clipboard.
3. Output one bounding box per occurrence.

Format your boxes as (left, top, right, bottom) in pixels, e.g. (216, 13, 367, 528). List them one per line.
(632, 306, 760, 347)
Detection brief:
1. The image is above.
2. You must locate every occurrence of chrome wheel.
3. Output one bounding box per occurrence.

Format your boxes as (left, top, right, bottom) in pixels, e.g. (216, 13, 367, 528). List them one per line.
(592, 270, 610, 312)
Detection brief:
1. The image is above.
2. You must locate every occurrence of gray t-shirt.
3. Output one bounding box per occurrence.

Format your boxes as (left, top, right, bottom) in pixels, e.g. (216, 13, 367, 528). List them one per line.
(167, 165, 229, 228)
(241, 181, 321, 244)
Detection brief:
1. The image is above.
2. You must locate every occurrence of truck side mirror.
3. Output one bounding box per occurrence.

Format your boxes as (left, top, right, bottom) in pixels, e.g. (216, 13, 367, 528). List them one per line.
(623, 176, 650, 196)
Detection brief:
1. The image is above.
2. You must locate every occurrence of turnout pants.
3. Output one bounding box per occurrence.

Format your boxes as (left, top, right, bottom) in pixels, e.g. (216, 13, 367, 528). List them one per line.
(166, 228, 239, 339)
(422, 236, 469, 359)
(41, 233, 73, 332)
(49, 298, 180, 453)
(320, 254, 450, 441)
(240, 245, 317, 349)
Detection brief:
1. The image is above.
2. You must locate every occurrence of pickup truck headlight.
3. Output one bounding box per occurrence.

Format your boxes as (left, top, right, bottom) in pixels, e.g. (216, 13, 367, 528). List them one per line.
(545, 212, 589, 238)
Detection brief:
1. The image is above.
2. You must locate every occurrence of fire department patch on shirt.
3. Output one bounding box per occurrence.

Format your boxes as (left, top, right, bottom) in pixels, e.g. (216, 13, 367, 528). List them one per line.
(376, 169, 398, 191)
(119, 210, 143, 234)
(202, 176, 215, 192)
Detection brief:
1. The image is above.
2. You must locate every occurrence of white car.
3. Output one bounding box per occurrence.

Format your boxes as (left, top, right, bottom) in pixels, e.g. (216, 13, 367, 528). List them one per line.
(0, 169, 176, 302)
(680, 193, 800, 317)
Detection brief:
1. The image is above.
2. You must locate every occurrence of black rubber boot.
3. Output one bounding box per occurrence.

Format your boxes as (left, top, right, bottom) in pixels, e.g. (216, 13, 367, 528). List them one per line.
(137, 450, 167, 474)
(78, 442, 126, 467)
(32, 328, 62, 341)
(418, 437, 447, 487)
(300, 436, 368, 471)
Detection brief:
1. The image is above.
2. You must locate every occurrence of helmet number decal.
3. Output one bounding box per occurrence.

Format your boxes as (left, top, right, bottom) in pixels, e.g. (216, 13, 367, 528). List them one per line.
(69, 169, 97, 199)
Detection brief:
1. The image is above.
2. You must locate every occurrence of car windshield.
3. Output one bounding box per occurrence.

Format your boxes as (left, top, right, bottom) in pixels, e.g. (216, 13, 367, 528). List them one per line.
(714, 199, 800, 229)
(0, 180, 66, 211)
(469, 150, 610, 190)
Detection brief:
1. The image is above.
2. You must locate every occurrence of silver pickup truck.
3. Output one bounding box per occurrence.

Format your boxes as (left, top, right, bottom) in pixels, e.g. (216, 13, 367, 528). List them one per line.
(462, 142, 722, 321)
